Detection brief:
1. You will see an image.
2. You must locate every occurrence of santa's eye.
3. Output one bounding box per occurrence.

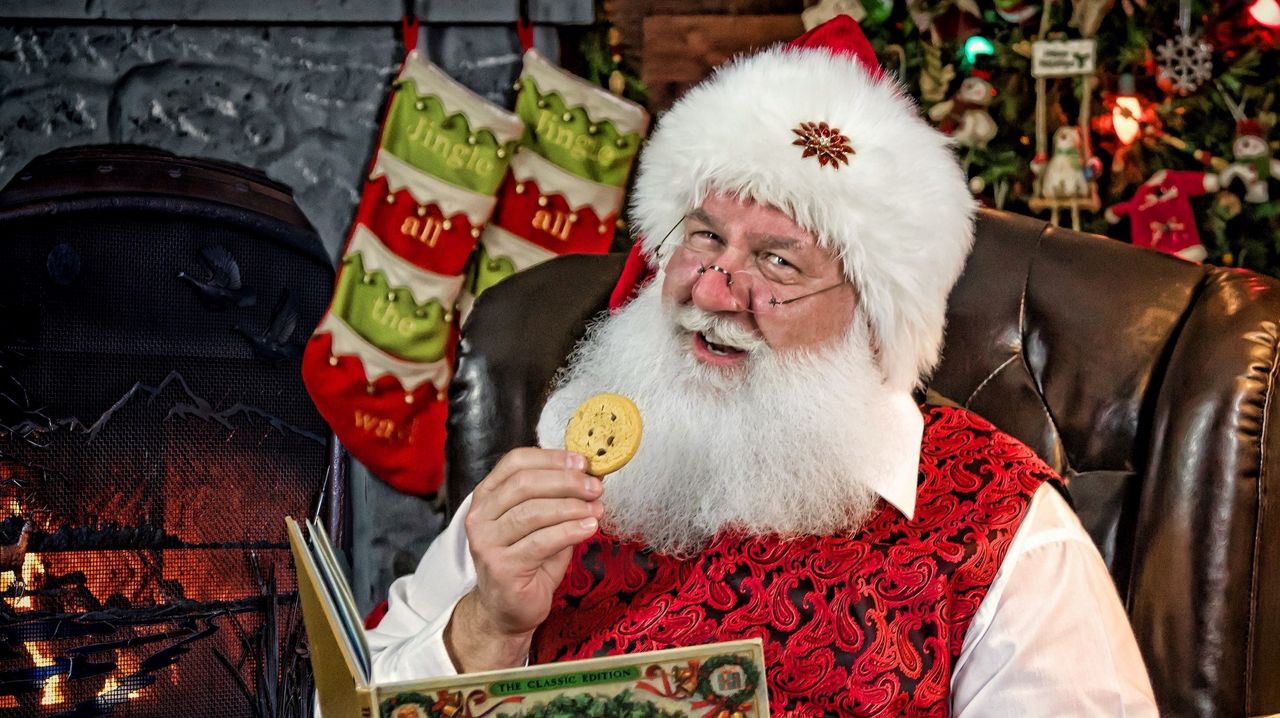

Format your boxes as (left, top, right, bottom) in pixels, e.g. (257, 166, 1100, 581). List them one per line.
(684, 229, 722, 251)
(759, 253, 802, 283)
(764, 253, 792, 269)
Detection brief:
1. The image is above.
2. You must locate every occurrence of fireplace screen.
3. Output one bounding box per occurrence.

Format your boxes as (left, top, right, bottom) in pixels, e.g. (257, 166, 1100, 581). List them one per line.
(0, 147, 341, 717)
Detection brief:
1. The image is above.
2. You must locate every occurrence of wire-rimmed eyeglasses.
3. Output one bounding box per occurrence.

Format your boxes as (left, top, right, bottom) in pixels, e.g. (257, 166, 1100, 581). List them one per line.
(660, 218, 850, 314)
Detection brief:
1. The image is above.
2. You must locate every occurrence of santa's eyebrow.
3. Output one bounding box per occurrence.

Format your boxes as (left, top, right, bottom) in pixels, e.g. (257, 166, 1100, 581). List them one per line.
(749, 234, 803, 252)
(684, 207, 719, 229)
(685, 209, 808, 254)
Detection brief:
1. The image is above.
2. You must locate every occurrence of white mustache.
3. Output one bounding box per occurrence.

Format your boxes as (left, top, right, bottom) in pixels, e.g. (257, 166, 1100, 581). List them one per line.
(673, 304, 767, 353)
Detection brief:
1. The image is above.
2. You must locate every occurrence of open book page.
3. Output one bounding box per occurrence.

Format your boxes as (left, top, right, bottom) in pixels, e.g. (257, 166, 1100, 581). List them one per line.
(286, 517, 371, 685)
(305, 518, 371, 679)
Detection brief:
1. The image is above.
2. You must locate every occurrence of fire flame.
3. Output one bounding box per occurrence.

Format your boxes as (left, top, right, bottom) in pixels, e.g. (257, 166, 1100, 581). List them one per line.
(98, 652, 146, 700)
(21, 553, 68, 706)
(0, 541, 69, 707)
(0, 499, 19, 708)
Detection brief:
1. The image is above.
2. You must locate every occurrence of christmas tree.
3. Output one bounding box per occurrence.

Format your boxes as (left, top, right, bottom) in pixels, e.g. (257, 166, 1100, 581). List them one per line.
(819, 0, 1280, 273)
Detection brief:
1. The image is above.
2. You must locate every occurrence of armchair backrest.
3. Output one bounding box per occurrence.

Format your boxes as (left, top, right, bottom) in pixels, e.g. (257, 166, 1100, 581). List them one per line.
(445, 208, 1280, 717)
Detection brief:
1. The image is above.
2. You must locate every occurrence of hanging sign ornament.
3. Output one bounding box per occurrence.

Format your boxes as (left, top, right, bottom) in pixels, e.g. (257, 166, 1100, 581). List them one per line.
(1030, 37, 1097, 78)
(1156, 0, 1214, 95)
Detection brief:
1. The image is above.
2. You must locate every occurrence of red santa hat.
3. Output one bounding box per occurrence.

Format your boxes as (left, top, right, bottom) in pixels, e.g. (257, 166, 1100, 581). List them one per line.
(1237, 118, 1266, 139)
(619, 15, 976, 392)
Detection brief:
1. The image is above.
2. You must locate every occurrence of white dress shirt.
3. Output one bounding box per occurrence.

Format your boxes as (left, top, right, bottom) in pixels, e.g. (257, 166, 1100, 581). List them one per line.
(363, 481, 1158, 715)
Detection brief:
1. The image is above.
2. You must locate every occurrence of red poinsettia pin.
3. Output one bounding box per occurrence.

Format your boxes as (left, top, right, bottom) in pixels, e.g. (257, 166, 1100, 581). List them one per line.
(792, 121, 854, 168)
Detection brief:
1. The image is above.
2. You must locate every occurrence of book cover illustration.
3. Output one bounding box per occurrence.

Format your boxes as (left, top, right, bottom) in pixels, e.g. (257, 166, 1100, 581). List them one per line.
(377, 643, 765, 718)
(286, 517, 769, 718)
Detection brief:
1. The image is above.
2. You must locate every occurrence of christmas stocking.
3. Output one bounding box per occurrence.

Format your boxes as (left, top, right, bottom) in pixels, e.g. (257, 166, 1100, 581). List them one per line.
(459, 49, 649, 316)
(1105, 169, 1218, 262)
(304, 48, 522, 495)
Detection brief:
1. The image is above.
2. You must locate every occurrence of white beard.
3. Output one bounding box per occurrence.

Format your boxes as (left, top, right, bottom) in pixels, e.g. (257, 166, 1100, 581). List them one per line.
(536, 279, 922, 557)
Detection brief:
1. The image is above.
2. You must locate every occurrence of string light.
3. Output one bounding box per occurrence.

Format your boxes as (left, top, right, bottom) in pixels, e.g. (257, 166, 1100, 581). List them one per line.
(962, 35, 995, 66)
(1248, 0, 1280, 28)
(1113, 74, 1144, 145)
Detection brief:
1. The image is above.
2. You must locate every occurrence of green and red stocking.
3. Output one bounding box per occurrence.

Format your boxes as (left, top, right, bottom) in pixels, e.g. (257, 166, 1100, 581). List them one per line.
(304, 49, 521, 495)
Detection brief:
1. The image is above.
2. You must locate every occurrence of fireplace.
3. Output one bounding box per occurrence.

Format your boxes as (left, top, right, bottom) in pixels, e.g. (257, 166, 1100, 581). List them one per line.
(0, 146, 343, 717)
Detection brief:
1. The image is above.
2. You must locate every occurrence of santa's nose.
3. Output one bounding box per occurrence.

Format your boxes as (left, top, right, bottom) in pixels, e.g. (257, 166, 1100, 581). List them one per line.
(691, 263, 747, 313)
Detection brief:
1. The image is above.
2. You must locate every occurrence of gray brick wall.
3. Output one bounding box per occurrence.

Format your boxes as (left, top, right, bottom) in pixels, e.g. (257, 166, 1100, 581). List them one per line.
(0, 24, 399, 258)
(1, 4, 592, 614)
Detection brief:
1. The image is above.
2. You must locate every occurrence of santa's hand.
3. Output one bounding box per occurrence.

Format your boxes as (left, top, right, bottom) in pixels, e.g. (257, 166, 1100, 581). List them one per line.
(447, 448, 602, 673)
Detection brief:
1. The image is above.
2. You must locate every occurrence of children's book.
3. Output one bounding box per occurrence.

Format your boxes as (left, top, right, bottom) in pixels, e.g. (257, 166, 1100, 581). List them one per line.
(287, 517, 771, 718)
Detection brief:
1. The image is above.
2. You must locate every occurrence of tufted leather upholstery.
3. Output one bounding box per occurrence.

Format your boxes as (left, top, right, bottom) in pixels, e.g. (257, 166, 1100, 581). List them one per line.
(444, 208, 1280, 717)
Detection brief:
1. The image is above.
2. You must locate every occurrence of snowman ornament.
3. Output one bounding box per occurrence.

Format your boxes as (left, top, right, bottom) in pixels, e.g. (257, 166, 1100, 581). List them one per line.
(1219, 120, 1279, 204)
(1036, 125, 1091, 198)
(929, 71, 999, 149)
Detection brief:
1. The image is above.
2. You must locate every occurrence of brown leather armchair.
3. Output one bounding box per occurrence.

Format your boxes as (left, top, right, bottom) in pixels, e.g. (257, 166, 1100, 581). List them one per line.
(444, 208, 1280, 717)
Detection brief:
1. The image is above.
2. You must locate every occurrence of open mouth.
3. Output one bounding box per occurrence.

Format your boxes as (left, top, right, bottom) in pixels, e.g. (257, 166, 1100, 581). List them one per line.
(697, 331, 746, 356)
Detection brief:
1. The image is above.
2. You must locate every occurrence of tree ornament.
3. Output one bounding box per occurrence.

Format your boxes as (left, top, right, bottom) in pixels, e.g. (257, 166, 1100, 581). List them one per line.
(606, 26, 627, 97)
(1110, 73, 1146, 145)
(962, 35, 995, 67)
(1071, 0, 1116, 36)
(1219, 119, 1280, 202)
(927, 3, 985, 43)
(1036, 125, 1093, 198)
(1118, 0, 1148, 17)
(1105, 169, 1219, 261)
(1156, 0, 1214, 95)
(927, 70, 998, 149)
(1027, 0, 1103, 230)
(1213, 189, 1244, 220)
(995, 0, 1041, 23)
(804, 0, 860, 26)
(580, 11, 646, 105)
(918, 41, 956, 104)
(910, 0, 982, 43)
(1156, 35, 1214, 94)
(803, 0, 889, 29)
(861, 0, 898, 26)
(1248, 0, 1280, 28)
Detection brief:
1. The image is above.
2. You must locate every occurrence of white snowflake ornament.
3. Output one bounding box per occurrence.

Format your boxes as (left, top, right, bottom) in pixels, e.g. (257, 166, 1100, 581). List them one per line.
(1156, 34, 1214, 95)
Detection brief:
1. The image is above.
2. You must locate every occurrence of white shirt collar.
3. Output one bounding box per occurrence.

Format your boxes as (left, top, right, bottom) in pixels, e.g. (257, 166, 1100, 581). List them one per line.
(859, 391, 924, 521)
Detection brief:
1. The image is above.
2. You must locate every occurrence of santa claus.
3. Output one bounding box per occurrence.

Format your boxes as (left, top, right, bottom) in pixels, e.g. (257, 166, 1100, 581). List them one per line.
(365, 15, 1157, 716)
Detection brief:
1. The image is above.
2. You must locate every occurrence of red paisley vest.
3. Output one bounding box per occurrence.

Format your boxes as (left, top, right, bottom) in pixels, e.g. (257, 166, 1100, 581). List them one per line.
(530, 406, 1056, 716)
